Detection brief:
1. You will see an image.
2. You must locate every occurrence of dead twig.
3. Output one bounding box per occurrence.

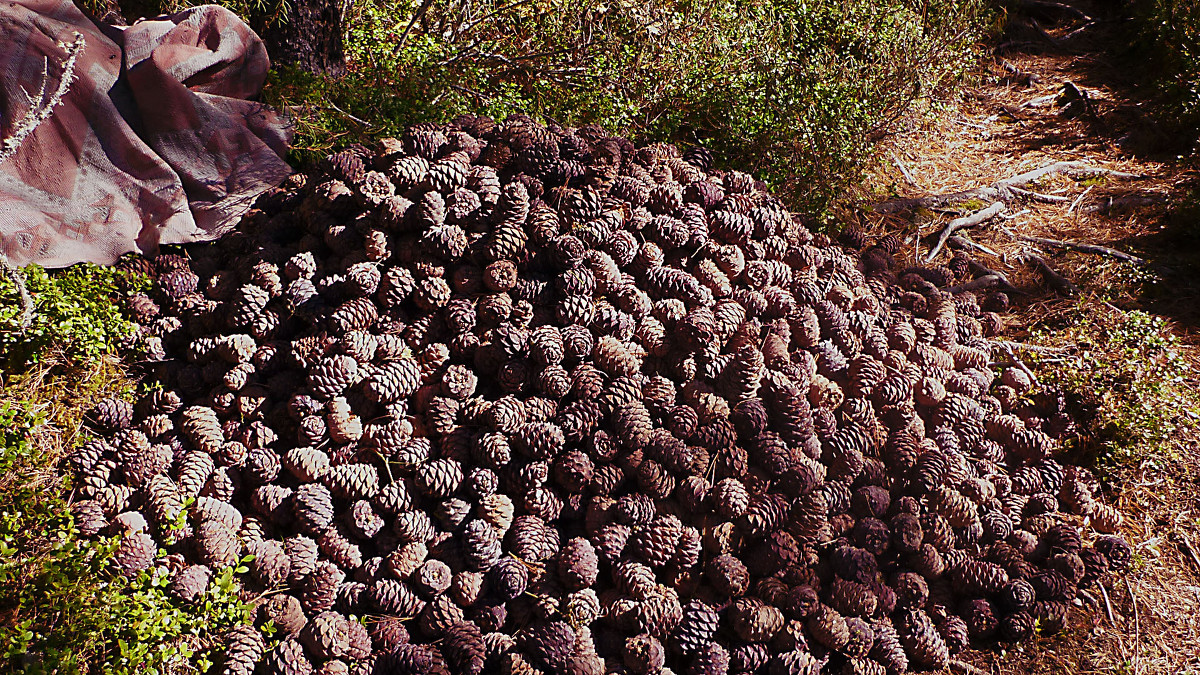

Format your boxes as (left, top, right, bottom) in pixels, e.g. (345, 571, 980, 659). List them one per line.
(999, 57, 1041, 86)
(393, 0, 436, 55)
(0, 257, 33, 330)
(1174, 531, 1200, 573)
(873, 161, 1143, 213)
(949, 658, 990, 675)
(999, 341, 1039, 386)
(1019, 250, 1079, 296)
(1006, 0, 1093, 22)
(1, 32, 84, 165)
(1021, 93, 1058, 108)
(1012, 233, 1146, 265)
(1066, 184, 1094, 215)
(925, 201, 1005, 262)
(947, 235, 1000, 257)
(1082, 194, 1163, 214)
(989, 340, 1071, 355)
(1006, 184, 1071, 203)
(945, 275, 1002, 294)
(889, 151, 918, 186)
(1098, 582, 1118, 626)
(1126, 577, 1141, 674)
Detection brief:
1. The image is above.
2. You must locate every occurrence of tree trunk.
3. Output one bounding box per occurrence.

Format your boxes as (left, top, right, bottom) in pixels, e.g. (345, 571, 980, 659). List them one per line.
(260, 0, 349, 76)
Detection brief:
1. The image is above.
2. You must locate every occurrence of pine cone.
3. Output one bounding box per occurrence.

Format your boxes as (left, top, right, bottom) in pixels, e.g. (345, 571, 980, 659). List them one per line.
(221, 625, 265, 675)
(324, 463, 380, 500)
(898, 609, 949, 670)
(301, 611, 350, 660)
(168, 564, 212, 603)
(113, 531, 156, 576)
(705, 554, 750, 597)
(293, 483, 335, 534)
(557, 537, 599, 590)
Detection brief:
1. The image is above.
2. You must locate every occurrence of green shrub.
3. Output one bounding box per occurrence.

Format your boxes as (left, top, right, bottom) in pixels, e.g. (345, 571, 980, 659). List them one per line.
(1026, 308, 1200, 471)
(1126, 0, 1200, 133)
(263, 0, 988, 210)
(0, 264, 147, 370)
(0, 401, 259, 675)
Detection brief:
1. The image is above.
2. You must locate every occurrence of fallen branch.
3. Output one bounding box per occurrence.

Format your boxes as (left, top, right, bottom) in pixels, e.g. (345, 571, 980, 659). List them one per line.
(874, 161, 1143, 213)
(989, 340, 1071, 355)
(947, 235, 1000, 257)
(949, 658, 990, 675)
(1019, 251, 1079, 296)
(1013, 233, 1146, 265)
(1083, 194, 1162, 214)
(925, 201, 1006, 262)
(967, 259, 1020, 294)
(944, 275, 1001, 294)
(1002, 160, 1141, 186)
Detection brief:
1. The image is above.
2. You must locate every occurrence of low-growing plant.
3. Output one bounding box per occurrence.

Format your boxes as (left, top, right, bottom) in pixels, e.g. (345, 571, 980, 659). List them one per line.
(0, 400, 259, 675)
(0, 263, 147, 370)
(1126, 0, 1200, 135)
(1025, 307, 1200, 471)
(259, 0, 989, 211)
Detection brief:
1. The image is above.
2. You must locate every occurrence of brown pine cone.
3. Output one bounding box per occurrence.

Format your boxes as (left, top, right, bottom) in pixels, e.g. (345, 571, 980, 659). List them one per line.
(247, 539, 290, 587)
(262, 594, 308, 636)
(168, 564, 211, 603)
(301, 611, 350, 660)
(221, 624, 264, 675)
(623, 633, 666, 675)
(898, 609, 949, 670)
(557, 537, 599, 590)
(705, 554, 750, 598)
(262, 638, 312, 675)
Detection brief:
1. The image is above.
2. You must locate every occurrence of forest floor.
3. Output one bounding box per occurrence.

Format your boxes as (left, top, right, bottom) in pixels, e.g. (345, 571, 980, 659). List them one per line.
(850, 2, 1200, 673)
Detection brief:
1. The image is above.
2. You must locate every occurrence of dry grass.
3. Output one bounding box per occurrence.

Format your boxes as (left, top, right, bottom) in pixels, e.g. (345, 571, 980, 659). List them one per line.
(845, 2, 1200, 672)
(0, 350, 135, 496)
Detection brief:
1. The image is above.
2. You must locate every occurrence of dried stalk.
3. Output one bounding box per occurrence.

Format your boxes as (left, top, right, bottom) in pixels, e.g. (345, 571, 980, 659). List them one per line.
(924, 201, 1005, 262)
(874, 161, 1143, 213)
(0, 32, 85, 165)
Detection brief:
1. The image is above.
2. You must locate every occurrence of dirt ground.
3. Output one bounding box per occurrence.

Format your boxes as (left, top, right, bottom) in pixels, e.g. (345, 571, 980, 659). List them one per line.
(850, 2, 1200, 673)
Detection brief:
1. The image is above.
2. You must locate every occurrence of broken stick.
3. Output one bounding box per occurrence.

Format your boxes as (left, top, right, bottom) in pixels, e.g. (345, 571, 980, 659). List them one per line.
(1020, 251, 1079, 296)
(944, 275, 1002, 294)
(989, 340, 1070, 355)
(947, 235, 1000, 257)
(925, 201, 1005, 262)
(1014, 234, 1146, 265)
(874, 161, 1144, 214)
(948, 659, 990, 675)
(966, 259, 1020, 294)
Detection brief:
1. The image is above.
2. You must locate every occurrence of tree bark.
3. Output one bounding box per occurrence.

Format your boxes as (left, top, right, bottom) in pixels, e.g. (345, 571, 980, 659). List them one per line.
(260, 0, 349, 76)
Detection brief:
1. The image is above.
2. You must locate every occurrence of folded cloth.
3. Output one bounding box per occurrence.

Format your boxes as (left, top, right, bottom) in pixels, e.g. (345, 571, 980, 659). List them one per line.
(0, 0, 292, 267)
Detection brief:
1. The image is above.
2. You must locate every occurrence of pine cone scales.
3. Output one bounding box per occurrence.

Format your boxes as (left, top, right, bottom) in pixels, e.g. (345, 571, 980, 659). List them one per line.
(77, 118, 1122, 675)
(222, 625, 265, 675)
(898, 610, 949, 670)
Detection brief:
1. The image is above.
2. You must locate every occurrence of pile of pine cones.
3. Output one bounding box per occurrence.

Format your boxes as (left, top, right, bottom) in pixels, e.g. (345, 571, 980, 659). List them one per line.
(72, 115, 1130, 675)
